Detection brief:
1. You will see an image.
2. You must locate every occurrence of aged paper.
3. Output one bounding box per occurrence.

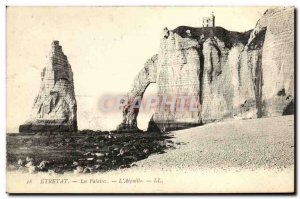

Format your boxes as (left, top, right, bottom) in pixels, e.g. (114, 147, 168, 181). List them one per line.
(6, 6, 294, 193)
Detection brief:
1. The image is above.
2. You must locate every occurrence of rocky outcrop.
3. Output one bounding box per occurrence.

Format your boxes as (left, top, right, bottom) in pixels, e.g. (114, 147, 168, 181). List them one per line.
(19, 41, 77, 133)
(118, 7, 294, 131)
(117, 54, 158, 131)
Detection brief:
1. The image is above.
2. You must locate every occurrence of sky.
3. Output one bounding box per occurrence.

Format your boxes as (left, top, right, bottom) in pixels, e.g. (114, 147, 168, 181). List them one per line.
(6, 6, 269, 132)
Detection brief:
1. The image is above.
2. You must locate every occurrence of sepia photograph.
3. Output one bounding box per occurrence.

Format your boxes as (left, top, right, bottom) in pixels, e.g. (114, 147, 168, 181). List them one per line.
(5, 6, 295, 194)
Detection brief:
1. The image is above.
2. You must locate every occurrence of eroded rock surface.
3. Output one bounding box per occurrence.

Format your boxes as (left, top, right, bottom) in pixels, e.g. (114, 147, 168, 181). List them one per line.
(117, 55, 158, 131)
(153, 30, 202, 130)
(118, 7, 294, 131)
(19, 41, 77, 133)
(258, 8, 294, 116)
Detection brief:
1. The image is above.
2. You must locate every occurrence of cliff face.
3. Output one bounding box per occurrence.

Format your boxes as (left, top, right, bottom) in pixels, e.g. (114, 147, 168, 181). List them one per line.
(259, 8, 294, 116)
(153, 30, 202, 129)
(118, 7, 294, 131)
(201, 29, 265, 123)
(19, 41, 77, 133)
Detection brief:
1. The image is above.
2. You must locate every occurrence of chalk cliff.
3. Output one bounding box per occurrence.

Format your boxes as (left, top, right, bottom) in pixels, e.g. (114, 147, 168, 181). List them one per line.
(19, 41, 77, 133)
(118, 7, 294, 132)
(253, 8, 294, 116)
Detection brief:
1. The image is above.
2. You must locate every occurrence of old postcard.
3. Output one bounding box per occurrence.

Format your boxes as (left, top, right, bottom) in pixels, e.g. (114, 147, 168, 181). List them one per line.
(6, 6, 295, 193)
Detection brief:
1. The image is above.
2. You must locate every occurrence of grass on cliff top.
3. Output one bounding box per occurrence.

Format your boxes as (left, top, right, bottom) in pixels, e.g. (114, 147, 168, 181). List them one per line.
(173, 26, 252, 49)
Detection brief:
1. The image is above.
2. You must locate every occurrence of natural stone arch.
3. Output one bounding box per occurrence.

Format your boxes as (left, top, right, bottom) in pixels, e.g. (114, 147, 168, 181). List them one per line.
(117, 8, 295, 132)
(117, 55, 158, 131)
